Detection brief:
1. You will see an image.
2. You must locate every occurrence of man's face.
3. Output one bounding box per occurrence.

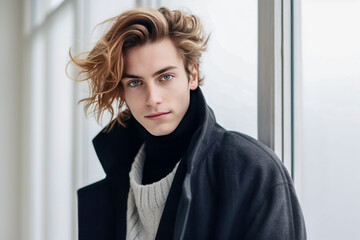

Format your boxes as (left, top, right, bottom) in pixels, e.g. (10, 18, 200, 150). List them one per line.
(121, 38, 198, 136)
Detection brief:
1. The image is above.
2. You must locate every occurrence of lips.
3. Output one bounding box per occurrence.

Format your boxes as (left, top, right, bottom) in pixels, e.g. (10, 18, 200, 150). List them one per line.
(145, 112, 170, 120)
(146, 112, 169, 117)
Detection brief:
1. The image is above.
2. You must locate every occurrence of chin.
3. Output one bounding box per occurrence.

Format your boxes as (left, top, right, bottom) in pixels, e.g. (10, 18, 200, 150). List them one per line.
(147, 125, 176, 136)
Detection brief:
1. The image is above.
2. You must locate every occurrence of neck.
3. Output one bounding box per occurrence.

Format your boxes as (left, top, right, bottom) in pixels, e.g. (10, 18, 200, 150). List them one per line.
(133, 89, 200, 184)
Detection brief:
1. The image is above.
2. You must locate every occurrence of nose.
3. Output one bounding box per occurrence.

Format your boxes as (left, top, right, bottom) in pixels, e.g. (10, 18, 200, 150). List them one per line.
(146, 83, 162, 107)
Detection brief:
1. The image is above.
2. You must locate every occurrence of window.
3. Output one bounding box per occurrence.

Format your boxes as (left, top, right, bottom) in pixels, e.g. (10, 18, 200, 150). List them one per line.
(295, 0, 360, 239)
(25, 1, 75, 239)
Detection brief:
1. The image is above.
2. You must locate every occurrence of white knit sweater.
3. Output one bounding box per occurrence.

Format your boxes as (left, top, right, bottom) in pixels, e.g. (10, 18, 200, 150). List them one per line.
(126, 144, 180, 240)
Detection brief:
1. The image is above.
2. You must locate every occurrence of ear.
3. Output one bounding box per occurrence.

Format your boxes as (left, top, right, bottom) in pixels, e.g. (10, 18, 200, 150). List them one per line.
(188, 63, 199, 90)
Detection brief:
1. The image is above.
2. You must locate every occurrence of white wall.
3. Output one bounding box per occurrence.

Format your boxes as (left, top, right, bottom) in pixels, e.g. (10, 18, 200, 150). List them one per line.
(300, 1, 360, 239)
(0, 0, 22, 239)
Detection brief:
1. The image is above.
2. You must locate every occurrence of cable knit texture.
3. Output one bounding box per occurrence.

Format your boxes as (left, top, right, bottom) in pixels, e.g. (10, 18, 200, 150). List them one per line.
(126, 144, 180, 240)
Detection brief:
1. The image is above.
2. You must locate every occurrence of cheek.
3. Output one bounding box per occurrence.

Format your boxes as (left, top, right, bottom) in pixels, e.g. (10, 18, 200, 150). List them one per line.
(174, 89, 190, 111)
(168, 87, 189, 106)
(171, 76, 191, 92)
(123, 94, 138, 112)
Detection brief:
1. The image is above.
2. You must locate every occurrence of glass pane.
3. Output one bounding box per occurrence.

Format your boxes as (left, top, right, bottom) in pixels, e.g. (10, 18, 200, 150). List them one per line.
(87, 0, 136, 42)
(31, 0, 45, 27)
(29, 31, 46, 240)
(46, 4, 74, 240)
(49, 0, 64, 11)
(160, 0, 258, 138)
(299, 1, 360, 239)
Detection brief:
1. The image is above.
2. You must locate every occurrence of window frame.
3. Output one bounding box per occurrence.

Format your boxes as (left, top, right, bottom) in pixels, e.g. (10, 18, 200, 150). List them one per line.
(258, 0, 298, 190)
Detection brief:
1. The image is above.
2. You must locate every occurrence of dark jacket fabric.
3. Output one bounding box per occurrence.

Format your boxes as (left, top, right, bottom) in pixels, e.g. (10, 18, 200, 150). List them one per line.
(78, 88, 307, 240)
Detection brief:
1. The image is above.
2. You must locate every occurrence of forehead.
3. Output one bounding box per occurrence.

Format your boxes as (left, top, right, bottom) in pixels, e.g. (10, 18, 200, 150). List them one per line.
(124, 38, 184, 74)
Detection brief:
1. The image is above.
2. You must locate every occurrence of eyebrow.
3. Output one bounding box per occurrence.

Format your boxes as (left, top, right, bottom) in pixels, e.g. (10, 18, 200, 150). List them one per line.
(122, 66, 178, 80)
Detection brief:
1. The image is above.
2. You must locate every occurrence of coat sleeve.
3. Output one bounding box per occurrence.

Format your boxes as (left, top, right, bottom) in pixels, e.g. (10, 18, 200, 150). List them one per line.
(243, 182, 307, 240)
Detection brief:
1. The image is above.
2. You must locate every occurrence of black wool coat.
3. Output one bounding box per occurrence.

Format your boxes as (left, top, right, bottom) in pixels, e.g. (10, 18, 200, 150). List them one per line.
(78, 88, 307, 240)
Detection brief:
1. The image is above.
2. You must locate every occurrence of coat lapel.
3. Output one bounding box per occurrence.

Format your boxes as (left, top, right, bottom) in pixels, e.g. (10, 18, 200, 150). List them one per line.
(84, 119, 143, 239)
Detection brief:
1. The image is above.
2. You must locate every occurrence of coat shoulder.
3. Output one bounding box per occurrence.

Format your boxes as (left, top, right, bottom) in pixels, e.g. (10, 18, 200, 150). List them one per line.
(78, 178, 108, 195)
(201, 129, 306, 239)
(213, 130, 292, 185)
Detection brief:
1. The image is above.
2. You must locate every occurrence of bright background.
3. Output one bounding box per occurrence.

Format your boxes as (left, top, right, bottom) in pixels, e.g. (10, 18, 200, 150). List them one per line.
(300, 0, 360, 239)
(0, 0, 359, 239)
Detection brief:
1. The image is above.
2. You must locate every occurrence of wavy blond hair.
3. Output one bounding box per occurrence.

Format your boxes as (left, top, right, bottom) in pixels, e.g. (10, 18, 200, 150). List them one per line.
(68, 7, 209, 131)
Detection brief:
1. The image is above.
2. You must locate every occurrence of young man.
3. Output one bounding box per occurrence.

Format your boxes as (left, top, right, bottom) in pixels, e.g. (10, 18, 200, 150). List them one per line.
(71, 7, 306, 240)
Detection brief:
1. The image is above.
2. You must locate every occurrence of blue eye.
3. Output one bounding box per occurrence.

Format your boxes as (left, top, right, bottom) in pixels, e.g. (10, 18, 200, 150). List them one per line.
(129, 80, 141, 87)
(161, 74, 173, 81)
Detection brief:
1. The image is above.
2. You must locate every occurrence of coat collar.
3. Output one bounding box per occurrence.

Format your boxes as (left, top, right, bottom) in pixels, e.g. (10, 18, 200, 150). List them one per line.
(92, 87, 217, 176)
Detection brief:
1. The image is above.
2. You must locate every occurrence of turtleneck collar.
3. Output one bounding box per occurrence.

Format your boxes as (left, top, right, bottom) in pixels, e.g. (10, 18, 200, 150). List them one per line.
(131, 88, 200, 184)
